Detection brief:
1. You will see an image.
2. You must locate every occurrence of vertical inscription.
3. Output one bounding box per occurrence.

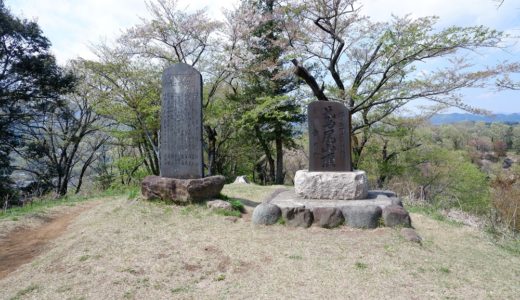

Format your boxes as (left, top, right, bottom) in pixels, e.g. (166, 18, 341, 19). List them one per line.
(321, 106, 337, 168)
(160, 63, 203, 178)
(308, 101, 352, 172)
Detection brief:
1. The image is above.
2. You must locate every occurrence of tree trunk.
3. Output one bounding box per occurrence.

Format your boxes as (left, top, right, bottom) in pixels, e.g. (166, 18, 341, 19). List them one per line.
(254, 125, 275, 184)
(58, 177, 68, 196)
(379, 140, 389, 188)
(275, 126, 284, 184)
(204, 125, 217, 176)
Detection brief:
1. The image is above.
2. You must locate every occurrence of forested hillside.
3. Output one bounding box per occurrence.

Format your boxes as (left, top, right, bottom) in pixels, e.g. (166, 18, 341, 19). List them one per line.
(430, 113, 520, 125)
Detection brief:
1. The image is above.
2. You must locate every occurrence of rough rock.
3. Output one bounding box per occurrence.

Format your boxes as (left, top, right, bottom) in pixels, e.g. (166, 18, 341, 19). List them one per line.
(141, 175, 225, 204)
(233, 175, 250, 184)
(252, 203, 281, 225)
(281, 207, 314, 228)
(207, 199, 233, 211)
(503, 157, 513, 169)
(312, 207, 344, 228)
(225, 216, 239, 223)
(382, 205, 411, 227)
(294, 170, 368, 200)
(400, 228, 422, 243)
(342, 206, 382, 229)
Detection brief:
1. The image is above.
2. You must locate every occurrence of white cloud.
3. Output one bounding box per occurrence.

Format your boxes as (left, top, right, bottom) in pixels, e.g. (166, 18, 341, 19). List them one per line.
(5, 0, 237, 63)
(362, 0, 517, 29)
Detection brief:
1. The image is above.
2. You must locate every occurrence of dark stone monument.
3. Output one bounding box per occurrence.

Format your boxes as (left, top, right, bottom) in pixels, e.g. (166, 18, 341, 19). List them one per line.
(308, 101, 352, 171)
(142, 63, 224, 204)
(160, 63, 203, 179)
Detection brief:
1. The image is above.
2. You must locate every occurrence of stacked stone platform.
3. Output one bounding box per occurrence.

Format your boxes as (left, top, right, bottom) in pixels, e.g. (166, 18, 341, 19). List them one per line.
(253, 170, 412, 229)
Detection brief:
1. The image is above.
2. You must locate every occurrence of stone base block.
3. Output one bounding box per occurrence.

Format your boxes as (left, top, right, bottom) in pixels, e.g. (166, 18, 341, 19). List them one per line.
(294, 170, 368, 200)
(141, 175, 225, 204)
(342, 206, 382, 229)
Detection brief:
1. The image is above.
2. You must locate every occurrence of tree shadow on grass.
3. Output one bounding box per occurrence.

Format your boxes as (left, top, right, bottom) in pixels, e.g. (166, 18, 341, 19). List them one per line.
(234, 198, 260, 208)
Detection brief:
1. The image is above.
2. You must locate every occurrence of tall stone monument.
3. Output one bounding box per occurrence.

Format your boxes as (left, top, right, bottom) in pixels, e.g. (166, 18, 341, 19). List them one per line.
(141, 63, 225, 203)
(295, 101, 368, 200)
(160, 63, 203, 178)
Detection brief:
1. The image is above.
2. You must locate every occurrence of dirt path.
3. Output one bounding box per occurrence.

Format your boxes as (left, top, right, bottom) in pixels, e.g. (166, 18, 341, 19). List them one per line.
(0, 202, 98, 279)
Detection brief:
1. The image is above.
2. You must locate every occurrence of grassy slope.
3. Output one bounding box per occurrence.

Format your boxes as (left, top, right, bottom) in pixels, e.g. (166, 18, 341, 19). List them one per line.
(0, 184, 519, 300)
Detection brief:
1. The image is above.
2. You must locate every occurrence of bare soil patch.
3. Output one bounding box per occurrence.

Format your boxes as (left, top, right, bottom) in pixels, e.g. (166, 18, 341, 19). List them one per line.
(0, 201, 98, 279)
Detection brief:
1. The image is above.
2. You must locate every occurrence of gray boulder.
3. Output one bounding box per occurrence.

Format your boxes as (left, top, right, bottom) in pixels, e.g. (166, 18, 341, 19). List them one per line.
(342, 206, 382, 229)
(282, 207, 313, 228)
(400, 228, 422, 243)
(207, 199, 233, 211)
(503, 158, 513, 169)
(252, 203, 281, 225)
(383, 205, 411, 227)
(313, 207, 344, 228)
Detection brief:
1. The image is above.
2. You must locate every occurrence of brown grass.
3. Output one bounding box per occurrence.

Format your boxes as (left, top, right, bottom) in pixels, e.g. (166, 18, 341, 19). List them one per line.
(491, 175, 520, 232)
(0, 185, 519, 299)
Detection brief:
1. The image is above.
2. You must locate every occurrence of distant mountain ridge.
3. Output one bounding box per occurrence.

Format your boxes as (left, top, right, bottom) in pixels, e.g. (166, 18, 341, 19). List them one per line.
(430, 113, 520, 125)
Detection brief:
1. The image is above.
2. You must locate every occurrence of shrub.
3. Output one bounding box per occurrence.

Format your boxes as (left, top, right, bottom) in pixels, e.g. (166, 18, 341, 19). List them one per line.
(389, 147, 490, 214)
(217, 193, 245, 212)
(491, 173, 520, 232)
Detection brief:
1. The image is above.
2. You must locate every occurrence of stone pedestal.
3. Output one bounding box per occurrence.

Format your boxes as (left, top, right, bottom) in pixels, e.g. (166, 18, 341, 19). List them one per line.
(294, 170, 368, 200)
(254, 189, 411, 229)
(141, 175, 225, 204)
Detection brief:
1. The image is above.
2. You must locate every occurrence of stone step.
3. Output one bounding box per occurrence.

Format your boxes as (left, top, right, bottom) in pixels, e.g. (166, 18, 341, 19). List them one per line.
(268, 190, 399, 211)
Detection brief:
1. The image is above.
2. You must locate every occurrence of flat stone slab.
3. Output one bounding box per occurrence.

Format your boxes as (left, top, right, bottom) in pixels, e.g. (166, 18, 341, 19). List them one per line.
(294, 170, 368, 200)
(268, 190, 394, 211)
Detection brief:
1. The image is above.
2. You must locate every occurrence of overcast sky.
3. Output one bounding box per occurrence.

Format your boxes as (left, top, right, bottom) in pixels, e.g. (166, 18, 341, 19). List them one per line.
(5, 0, 520, 113)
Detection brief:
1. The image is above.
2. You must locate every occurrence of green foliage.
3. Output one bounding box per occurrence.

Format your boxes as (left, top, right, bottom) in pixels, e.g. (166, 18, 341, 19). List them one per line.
(0, 3, 75, 197)
(406, 146, 490, 214)
(213, 208, 242, 218)
(10, 284, 40, 300)
(512, 126, 520, 154)
(127, 186, 140, 200)
(83, 57, 161, 177)
(355, 262, 368, 270)
(0, 194, 93, 220)
(217, 193, 245, 212)
(491, 169, 520, 232)
(228, 199, 245, 212)
(288, 254, 303, 260)
(407, 205, 463, 227)
(214, 274, 226, 281)
(171, 286, 191, 294)
(79, 255, 90, 262)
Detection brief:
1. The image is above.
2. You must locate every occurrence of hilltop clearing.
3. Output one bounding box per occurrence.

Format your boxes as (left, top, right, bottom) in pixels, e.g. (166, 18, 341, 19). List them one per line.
(0, 185, 518, 299)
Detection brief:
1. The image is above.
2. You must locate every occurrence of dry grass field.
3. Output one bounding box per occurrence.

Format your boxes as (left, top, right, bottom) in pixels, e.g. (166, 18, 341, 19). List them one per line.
(0, 184, 519, 299)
